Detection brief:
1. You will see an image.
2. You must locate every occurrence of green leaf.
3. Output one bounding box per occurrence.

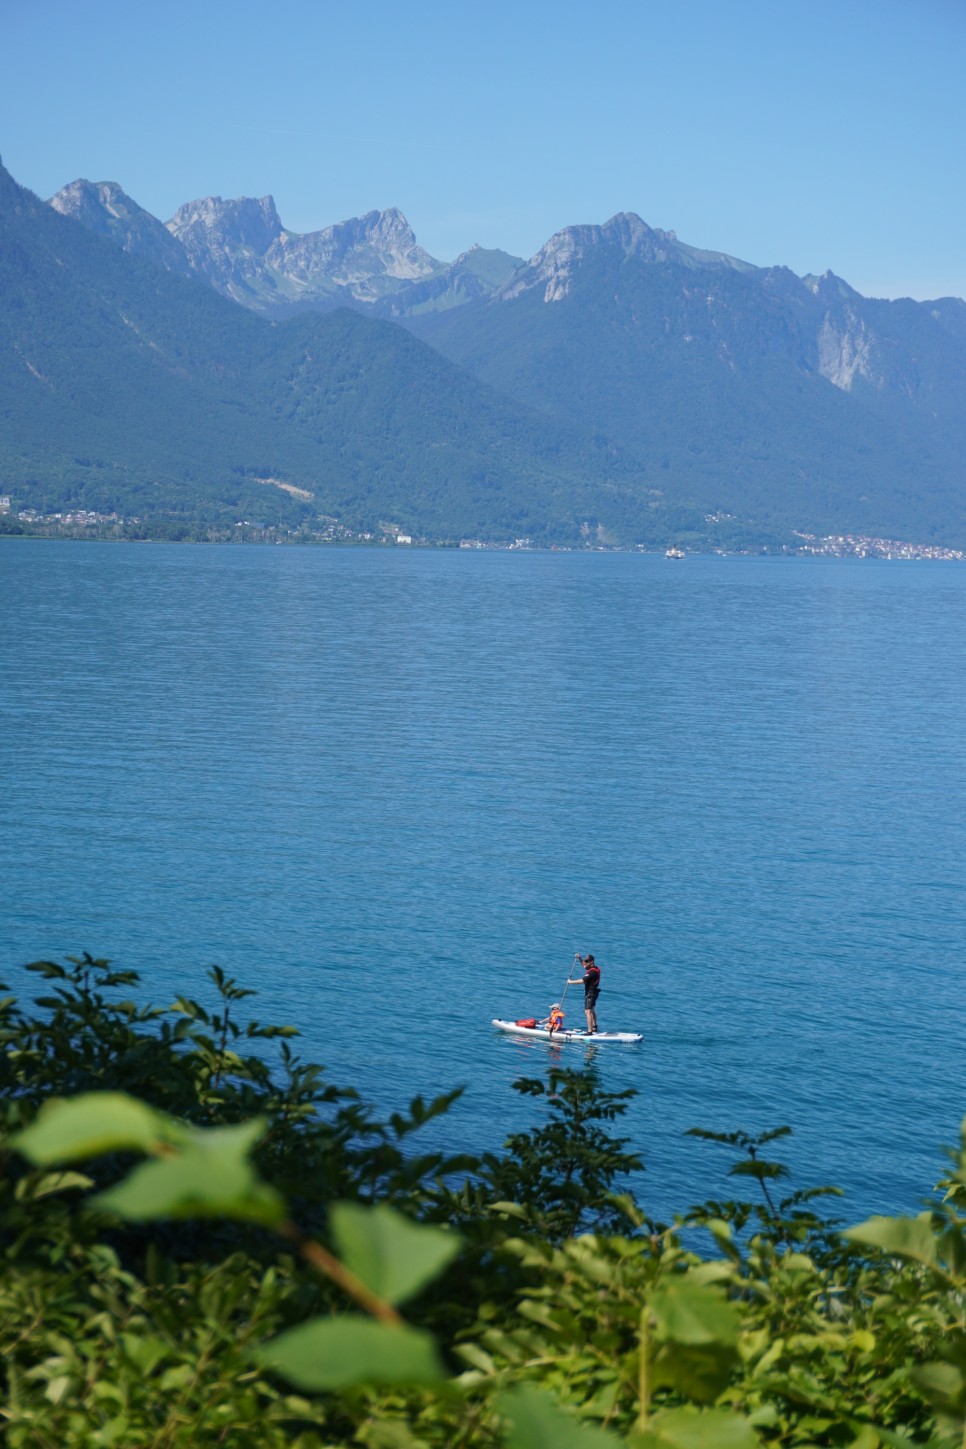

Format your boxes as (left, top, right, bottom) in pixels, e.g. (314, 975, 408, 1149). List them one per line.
(119, 1332, 170, 1377)
(256, 1315, 443, 1390)
(330, 1202, 461, 1305)
(845, 1427, 884, 1449)
(15, 1169, 94, 1200)
(648, 1281, 740, 1347)
(650, 1344, 738, 1405)
(12, 1092, 177, 1164)
(688, 1261, 737, 1287)
(94, 1118, 285, 1225)
(910, 1361, 966, 1415)
(497, 1387, 622, 1448)
(631, 1406, 761, 1449)
(704, 1218, 740, 1260)
(728, 1161, 788, 1181)
(843, 1214, 940, 1270)
(158, 1365, 193, 1392)
(95, 1412, 131, 1445)
(870, 1427, 922, 1449)
(358, 1422, 428, 1449)
(455, 1343, 498, 1374)
(647, 1281, 741, 1403)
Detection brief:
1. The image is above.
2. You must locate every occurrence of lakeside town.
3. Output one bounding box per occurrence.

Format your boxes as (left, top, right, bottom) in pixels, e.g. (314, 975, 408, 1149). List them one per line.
(789, 530, 965, 561)
(2, 497, 964, 559)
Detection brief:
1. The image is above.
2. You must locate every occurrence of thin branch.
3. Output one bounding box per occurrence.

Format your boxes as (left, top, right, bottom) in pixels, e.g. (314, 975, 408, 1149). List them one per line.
(277, 1219, 403, 1326)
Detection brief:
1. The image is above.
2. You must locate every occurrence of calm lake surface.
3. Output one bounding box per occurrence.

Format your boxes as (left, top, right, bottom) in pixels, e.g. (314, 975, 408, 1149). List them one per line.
(3, 540, 966, 1223)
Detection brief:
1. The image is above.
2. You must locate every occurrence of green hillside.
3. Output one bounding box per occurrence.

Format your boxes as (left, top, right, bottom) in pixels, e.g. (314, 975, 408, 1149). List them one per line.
(2, 163, 696, 545)
(36, 166, 966, 548)
(15, 152, 964, 549)
(410, 243, 966, 545)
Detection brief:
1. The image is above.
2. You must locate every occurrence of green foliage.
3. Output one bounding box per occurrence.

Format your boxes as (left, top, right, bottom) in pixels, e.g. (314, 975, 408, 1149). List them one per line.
(480, 1068, 643, 1241)
(4, 953, 966, 1447)
(684, 1124, 844, 1252)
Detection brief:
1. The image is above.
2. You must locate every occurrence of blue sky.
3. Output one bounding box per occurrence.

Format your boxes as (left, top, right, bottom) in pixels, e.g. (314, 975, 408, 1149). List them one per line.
(3, 0, 964, 299)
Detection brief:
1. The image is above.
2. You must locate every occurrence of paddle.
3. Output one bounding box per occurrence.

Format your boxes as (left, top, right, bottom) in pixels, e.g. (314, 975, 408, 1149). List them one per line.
(559, 953, 587, 1035)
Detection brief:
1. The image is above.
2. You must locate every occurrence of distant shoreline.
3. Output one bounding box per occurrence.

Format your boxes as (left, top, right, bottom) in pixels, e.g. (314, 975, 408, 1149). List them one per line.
(2, 528, 964, 561)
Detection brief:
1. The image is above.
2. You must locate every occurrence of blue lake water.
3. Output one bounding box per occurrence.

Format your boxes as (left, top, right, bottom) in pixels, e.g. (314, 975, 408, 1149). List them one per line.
(3, 539, 966, 1224)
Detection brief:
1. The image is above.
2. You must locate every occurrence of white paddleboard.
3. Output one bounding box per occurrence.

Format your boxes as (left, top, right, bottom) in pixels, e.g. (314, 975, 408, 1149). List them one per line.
(492, 1018, 643, 1044)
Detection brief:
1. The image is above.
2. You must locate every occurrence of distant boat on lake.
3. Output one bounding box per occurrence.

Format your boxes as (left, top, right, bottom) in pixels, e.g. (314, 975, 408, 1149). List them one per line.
(665, 546, 685, 559)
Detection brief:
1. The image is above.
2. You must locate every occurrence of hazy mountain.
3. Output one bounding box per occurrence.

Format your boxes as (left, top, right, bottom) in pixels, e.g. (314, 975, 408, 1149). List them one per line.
(375, 245, 524, 319)
(48, 178, 194, 276)
(456, 244, 524, 289)
(32, 170, 966, 546)
(5, 160, 679, 543)
(167, 197, 444, 312)
(407, 213, 966, 544)
(49, 178, 520, 319)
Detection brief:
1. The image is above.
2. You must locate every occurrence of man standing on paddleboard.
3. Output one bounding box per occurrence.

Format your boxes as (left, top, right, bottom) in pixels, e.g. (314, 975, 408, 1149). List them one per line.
(569, 954, 600, 1035)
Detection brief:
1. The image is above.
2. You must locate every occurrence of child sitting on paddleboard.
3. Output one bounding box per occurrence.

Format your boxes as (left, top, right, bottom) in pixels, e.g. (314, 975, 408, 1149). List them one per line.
(540, 1003, 566, 1036)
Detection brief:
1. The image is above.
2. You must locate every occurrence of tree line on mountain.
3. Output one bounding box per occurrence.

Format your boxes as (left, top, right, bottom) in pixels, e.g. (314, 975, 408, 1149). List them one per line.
(4, 953, 966, 1447)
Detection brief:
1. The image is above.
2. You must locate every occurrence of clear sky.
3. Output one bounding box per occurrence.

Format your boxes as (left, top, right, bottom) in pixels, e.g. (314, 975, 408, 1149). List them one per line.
(3, 0, 964, 300)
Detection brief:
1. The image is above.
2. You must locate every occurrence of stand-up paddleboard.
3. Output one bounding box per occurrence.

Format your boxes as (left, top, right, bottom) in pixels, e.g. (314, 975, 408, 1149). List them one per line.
(492, 1018, 643, 1044)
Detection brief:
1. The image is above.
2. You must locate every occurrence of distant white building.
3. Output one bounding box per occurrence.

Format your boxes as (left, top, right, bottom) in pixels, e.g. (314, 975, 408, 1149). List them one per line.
(396, 534, 412, 545)
(0, 496, 10, 513)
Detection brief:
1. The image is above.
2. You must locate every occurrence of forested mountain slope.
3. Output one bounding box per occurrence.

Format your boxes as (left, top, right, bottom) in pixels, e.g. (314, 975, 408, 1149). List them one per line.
(3, 163, 675, 543)
(408, 215, 966, 545)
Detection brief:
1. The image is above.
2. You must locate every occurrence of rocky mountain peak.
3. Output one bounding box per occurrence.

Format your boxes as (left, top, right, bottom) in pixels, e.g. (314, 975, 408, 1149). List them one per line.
(600, 211, 677, 251)
(163, 194, 285, 292)
(167, 194, 283, 256)
(803, 269, 861, 303)
(51, 178, 124, 221)
(45, 177, 448, 312)
(500, 212, 683, 303)
(49, 177, 193, 274)
(268, 207, 441, 301)
(363, 206, 418, 247)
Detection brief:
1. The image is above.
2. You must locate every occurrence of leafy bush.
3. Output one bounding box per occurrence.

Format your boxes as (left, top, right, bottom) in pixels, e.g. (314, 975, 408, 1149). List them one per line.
(2, 955, 966, 1447)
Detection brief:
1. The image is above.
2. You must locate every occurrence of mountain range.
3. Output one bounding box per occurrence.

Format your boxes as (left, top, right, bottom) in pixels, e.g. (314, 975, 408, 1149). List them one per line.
(1, 161, 657, 544)
(3, 161, 965, 548)
(49, 178, 524, 320)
